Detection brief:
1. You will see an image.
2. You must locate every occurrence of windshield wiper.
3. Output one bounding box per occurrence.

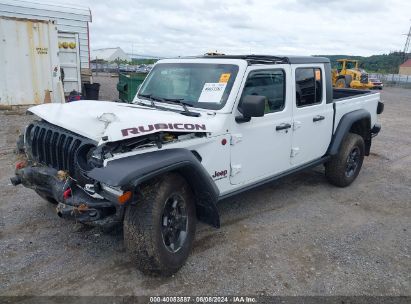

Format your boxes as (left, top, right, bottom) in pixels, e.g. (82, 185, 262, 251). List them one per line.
(138, 94, 200, 117)
(138, 94, 165, 107)
(162, 98, 200, 117)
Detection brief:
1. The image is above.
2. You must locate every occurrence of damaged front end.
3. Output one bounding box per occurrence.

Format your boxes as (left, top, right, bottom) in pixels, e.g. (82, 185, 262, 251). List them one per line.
(11, 120, 132, 227)
(12, 166, 124, 225)
(11, 118, 211, 228)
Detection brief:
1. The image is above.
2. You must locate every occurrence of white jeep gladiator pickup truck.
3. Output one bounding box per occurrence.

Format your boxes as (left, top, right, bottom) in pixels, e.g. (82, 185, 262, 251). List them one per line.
(12, 55, 384, 275)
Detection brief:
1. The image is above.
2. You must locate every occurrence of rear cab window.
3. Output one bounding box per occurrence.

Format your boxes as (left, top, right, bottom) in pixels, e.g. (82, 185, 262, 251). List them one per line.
(295, 67, 323, 107)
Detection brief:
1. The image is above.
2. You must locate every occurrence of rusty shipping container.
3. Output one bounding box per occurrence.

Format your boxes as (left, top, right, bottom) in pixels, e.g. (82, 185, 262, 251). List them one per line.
(0, 16, 64, 105)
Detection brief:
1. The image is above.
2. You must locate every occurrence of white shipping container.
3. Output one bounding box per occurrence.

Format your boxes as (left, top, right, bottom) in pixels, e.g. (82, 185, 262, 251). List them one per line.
(0, 0, 92, 70)
(0, 16, 64, 105)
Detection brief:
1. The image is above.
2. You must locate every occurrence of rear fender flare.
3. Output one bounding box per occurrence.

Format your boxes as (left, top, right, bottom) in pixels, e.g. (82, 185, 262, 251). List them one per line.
(87, 148, 221, 228)
(327, 109, 371, 156)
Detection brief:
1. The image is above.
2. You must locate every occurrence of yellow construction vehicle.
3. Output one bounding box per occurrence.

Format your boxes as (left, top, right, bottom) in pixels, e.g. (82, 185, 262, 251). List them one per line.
(332, 59, 374, 89)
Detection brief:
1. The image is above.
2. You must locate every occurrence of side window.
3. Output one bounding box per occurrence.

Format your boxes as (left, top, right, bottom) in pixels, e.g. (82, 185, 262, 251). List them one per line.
(295, 68, 322, 107)
(239, 69, 285, 114)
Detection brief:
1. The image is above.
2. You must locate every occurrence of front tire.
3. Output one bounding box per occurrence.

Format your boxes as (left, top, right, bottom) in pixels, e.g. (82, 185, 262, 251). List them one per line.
(325, 133, 365, 187)
(124, 173, 196, 276)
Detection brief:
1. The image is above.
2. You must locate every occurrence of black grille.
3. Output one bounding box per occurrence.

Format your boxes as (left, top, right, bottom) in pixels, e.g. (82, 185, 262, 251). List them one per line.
(26, 121, 94, 177)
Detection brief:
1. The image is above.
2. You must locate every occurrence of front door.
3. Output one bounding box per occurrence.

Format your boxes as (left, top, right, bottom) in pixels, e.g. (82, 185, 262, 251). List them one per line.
(230, 66, 293, 185)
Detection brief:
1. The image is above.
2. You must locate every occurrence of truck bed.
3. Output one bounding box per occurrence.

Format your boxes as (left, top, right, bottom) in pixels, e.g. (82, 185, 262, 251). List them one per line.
(332, 88, 380, 133)
(333, 88, 374, 101)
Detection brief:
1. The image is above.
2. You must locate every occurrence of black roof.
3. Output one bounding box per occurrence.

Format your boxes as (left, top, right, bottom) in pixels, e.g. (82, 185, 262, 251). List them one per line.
(198, 55, 330, 65)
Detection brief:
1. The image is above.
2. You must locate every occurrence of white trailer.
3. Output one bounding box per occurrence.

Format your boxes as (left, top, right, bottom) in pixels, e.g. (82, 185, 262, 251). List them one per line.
(0, 0, 92, 99)
(0, 16, 64, 105)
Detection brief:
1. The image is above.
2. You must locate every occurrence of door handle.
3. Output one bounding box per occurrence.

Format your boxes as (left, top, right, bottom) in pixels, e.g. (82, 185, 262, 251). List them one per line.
(276, 123, 292, 131)
(313, 115, 325, 122)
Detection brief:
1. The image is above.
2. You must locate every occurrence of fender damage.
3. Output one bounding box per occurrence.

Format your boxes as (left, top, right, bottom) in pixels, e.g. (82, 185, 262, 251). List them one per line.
(88, 149, 221, 228)
(14, 101, 222, 228)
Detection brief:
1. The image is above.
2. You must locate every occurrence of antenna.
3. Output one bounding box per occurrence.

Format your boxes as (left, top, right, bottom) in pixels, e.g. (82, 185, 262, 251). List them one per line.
(403, 22, 411, 62)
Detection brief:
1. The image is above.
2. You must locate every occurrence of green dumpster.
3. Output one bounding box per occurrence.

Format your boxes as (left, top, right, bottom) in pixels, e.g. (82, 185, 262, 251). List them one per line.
(117, 73, 147, 102)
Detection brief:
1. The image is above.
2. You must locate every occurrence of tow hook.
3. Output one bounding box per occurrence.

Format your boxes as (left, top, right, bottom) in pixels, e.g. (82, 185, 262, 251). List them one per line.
(56, 202, 99, 220)
(74, 204, 90, 213)
(56, 203, 90, 217)
(63, 188, 72, 200)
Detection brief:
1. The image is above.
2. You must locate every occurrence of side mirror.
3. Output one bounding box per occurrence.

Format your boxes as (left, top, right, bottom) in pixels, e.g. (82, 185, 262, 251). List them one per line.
(236, 95, 266, 123)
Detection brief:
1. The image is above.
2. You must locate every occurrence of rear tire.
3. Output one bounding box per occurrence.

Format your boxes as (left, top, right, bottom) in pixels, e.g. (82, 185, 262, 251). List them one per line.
(325, 133, 365, 187)
(124, 173, 196, 276)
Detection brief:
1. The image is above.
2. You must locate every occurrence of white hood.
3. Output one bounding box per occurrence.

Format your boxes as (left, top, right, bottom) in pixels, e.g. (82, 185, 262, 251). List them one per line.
(28, 100, 220, 143)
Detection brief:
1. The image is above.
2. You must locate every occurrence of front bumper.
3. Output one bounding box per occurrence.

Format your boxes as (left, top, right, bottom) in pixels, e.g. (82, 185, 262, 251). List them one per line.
(11, 166, 123, 226)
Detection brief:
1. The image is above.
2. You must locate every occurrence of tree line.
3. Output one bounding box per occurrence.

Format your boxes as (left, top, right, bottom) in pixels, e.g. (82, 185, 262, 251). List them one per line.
(100, 53, 410, 74)
(318, 52, 409, 74)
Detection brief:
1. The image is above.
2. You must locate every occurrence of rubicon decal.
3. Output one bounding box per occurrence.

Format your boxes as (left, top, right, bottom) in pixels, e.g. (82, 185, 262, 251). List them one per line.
(212, 169, 228, 180)
(121, 123, 206, 137)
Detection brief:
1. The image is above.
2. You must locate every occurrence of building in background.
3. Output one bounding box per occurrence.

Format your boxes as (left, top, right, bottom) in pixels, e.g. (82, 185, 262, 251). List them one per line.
(0, 0, 92, 102)
(91, 47, 131, 62)
(399, 59, 411, 75)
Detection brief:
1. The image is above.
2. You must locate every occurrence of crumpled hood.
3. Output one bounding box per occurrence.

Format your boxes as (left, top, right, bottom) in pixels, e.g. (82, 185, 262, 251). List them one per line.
(28, 100, 220, 143)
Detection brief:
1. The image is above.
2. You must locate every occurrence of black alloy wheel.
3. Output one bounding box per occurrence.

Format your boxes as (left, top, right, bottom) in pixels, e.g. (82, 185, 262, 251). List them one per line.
(345, 147, 361, 178)
(161, 194, 188, 253)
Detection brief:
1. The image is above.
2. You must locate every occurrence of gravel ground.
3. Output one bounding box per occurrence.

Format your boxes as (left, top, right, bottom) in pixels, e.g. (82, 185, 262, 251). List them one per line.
(0, 87, 410, 296)
(93, 73, 120, 101)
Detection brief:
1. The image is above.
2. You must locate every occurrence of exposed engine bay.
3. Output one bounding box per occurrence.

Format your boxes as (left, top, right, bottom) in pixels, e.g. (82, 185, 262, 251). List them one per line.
(24, 119, 206, 188)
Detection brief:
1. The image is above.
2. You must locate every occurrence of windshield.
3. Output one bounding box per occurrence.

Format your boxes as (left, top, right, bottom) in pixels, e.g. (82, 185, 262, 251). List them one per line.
(137, 63, 239, 110)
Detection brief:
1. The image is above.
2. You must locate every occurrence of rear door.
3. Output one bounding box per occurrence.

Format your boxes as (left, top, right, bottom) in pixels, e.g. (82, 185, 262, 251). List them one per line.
(230, 65, 293, 185)
(291, 65, 333, 166)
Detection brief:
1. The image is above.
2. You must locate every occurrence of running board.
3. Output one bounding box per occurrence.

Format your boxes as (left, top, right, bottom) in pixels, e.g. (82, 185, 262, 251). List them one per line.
(218, 156, 330, 201)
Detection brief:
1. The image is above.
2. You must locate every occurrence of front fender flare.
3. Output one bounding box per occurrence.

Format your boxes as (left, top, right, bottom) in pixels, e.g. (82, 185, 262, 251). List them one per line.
(87, 148, 221, 228)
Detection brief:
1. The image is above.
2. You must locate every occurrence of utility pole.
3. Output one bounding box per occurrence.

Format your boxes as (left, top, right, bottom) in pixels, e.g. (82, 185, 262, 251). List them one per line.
(403, 22, 411, 62)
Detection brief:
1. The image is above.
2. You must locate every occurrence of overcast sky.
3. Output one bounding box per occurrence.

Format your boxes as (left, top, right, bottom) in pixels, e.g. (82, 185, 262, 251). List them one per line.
(53, 0, 410, 57)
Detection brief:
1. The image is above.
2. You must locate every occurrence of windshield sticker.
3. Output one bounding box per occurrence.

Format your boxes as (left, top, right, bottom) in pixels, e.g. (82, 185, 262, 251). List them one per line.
(198, 83, 227, 103)
(219, 73, 231, 83)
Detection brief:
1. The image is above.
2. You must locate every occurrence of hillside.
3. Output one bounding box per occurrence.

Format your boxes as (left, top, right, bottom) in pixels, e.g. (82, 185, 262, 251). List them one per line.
(130, 52, 408, 74)
(317, 52, 409, 74)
